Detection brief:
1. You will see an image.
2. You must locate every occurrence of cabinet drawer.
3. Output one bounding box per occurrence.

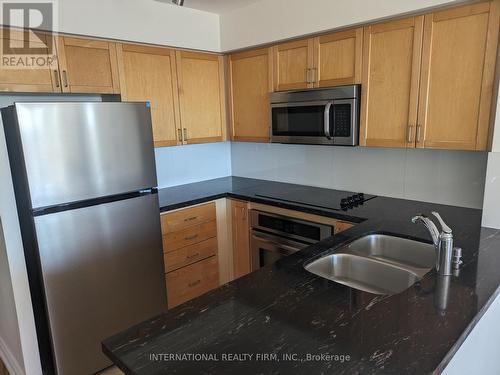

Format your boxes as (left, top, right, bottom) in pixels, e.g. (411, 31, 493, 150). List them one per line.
(161, 203, 216, 234)
(163, 220, 217, 252)
(164, 237, 217, 272)
(166, 256, 219, 308)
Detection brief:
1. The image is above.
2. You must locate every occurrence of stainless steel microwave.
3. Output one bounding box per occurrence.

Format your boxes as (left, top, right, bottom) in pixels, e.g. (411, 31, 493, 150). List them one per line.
(270, 85, 360, 146)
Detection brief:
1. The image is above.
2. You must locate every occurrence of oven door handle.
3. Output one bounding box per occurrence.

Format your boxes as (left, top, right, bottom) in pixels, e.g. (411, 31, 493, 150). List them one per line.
(324, 100, 334, 140)
(251, 233, 302, 255)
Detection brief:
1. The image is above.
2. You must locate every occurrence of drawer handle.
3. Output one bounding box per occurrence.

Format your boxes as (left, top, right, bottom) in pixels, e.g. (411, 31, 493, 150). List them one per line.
(188, 280, 201, 287)
(186, 252, 200, 259)
(184, 216, 198, 222)
(185, 234, 198, 241)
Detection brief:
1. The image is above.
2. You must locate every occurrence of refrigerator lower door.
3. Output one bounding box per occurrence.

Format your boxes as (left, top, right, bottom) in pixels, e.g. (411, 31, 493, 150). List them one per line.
(14, 102, 157, 209)
(34, 194, 166, 375)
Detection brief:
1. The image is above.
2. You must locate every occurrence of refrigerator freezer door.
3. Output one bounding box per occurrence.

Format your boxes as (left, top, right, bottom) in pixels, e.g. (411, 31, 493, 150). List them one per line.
(34, 193, 166, 375)
(14, 102, 157, 209)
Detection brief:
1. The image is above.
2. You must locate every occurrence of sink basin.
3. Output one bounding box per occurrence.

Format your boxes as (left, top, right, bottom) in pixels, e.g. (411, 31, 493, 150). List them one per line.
(305, 253, 421, 295)
(346, 234, 435, 270)
(304, 234, 435, 295)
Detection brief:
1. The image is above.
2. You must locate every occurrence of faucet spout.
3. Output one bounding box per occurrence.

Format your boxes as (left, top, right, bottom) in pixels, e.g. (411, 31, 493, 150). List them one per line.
(411, 214, 440, 246)
(412, 211, 460, 276)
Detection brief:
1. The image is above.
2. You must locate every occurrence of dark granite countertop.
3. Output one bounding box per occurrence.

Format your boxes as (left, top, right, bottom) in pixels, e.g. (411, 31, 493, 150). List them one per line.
(104, 177, 500, 375)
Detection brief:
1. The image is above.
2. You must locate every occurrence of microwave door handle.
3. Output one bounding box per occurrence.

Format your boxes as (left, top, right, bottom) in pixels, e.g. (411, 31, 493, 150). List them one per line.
(324, 100, 334, 140)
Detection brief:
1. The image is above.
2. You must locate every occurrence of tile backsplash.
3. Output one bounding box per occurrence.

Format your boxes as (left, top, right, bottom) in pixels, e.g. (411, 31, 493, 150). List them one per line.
(230, 142, 488, 209)
(155, 142, 232, 188)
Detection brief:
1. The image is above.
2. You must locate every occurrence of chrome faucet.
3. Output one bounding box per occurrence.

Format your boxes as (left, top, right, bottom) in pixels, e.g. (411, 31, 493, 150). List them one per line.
(412, 211, 461, 276)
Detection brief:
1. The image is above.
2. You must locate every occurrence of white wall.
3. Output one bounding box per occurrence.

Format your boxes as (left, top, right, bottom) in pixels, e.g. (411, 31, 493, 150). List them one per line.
(0, 120, 41, 375)
(482, 153, 500, 228)
(3, 0, 220, 52)
(482, 89, 500, 229)
(443, 292, 500, 374)
(219, 0, 464, 51)
(57, 0, 220, 51)
(155, 142, 232, 188)
(231, 142, 488, 209)
(0, 221, 24, 375)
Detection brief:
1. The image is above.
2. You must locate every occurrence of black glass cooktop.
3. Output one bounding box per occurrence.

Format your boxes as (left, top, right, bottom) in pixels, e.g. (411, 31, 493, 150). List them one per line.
(255, 187, 376, 212)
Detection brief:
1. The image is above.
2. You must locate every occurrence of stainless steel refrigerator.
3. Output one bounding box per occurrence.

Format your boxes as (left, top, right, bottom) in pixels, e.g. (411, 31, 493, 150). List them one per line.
(2, 102, 167, 375)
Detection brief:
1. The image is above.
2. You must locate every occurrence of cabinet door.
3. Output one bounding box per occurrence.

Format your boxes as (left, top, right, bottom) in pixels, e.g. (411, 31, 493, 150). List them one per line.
(117, 44, 181, 147)
(231, 200, 250, 279)
(230, 48, 272, 142)
(0, 29, 60, 92)
(359, 17, 424, 148)
(313, 28, 363, 88)
(56, 36, 120, 94)
(273, 38, 314, 91)
(417, 2, 499, 151)
(176, 51, 226, 144)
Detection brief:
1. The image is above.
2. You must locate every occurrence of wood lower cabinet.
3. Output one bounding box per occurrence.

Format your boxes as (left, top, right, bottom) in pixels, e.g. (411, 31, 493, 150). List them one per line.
(0, 29, 60, 93)
(166, 256, 219, 308)
(161, 202, 216, 233)
(161, 202, 219, 309)
(231, 200, 251, 279)
(229, 48, 272, 142)
(163, 220, 217, 252)
(360, 17, 424, 148)
(56, 36, 120, 94)
(417, 2, 499, 151)
(176, 51, 226, 144)
(335, 221, 355, 234)
(313, 28, 363, 87)
(117, 44, 181, 147)
(164, 237, 218, 273)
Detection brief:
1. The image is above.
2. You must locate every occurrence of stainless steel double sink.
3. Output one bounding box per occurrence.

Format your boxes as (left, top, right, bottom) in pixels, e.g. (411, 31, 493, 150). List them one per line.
(304, 234, 435, 295)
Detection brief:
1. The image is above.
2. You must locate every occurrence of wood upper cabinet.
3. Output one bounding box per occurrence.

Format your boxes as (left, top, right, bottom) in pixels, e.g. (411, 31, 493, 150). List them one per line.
(359, 17, 424, 148)
(0, 29, 60, 92)
(56, 36, 120, 94)
(273, 38, 313, 91)
(231, 200, 251, 279)
(175, 51, 226, 144)
(417, 2, 499, 151)
(272, 29, 362, 91)
(117, 44, 181, 147)
(313, 28, 363, 87)
(229, 48, 272, 142)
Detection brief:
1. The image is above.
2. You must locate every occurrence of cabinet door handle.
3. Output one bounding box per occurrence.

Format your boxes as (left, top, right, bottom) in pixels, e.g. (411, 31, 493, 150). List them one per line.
(188, 280, 201, 287)
(184, 234, 198, 241)
(184, 216, 198, 222)
(305, 68, 311, 84)
(407, 125, 414, 143)
(312, 68, 317, 84)
(186, 252, 200, 259)
(416, 124, 422, 143)
(53, 70, 60, 88)
(177, 128, 183, 142)
(62, 70, 68, 87)
(183, 128, 188, 143)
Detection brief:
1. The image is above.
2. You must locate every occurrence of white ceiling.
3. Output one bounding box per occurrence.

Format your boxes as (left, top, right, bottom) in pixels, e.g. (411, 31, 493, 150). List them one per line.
(169, 0, 261, 14)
